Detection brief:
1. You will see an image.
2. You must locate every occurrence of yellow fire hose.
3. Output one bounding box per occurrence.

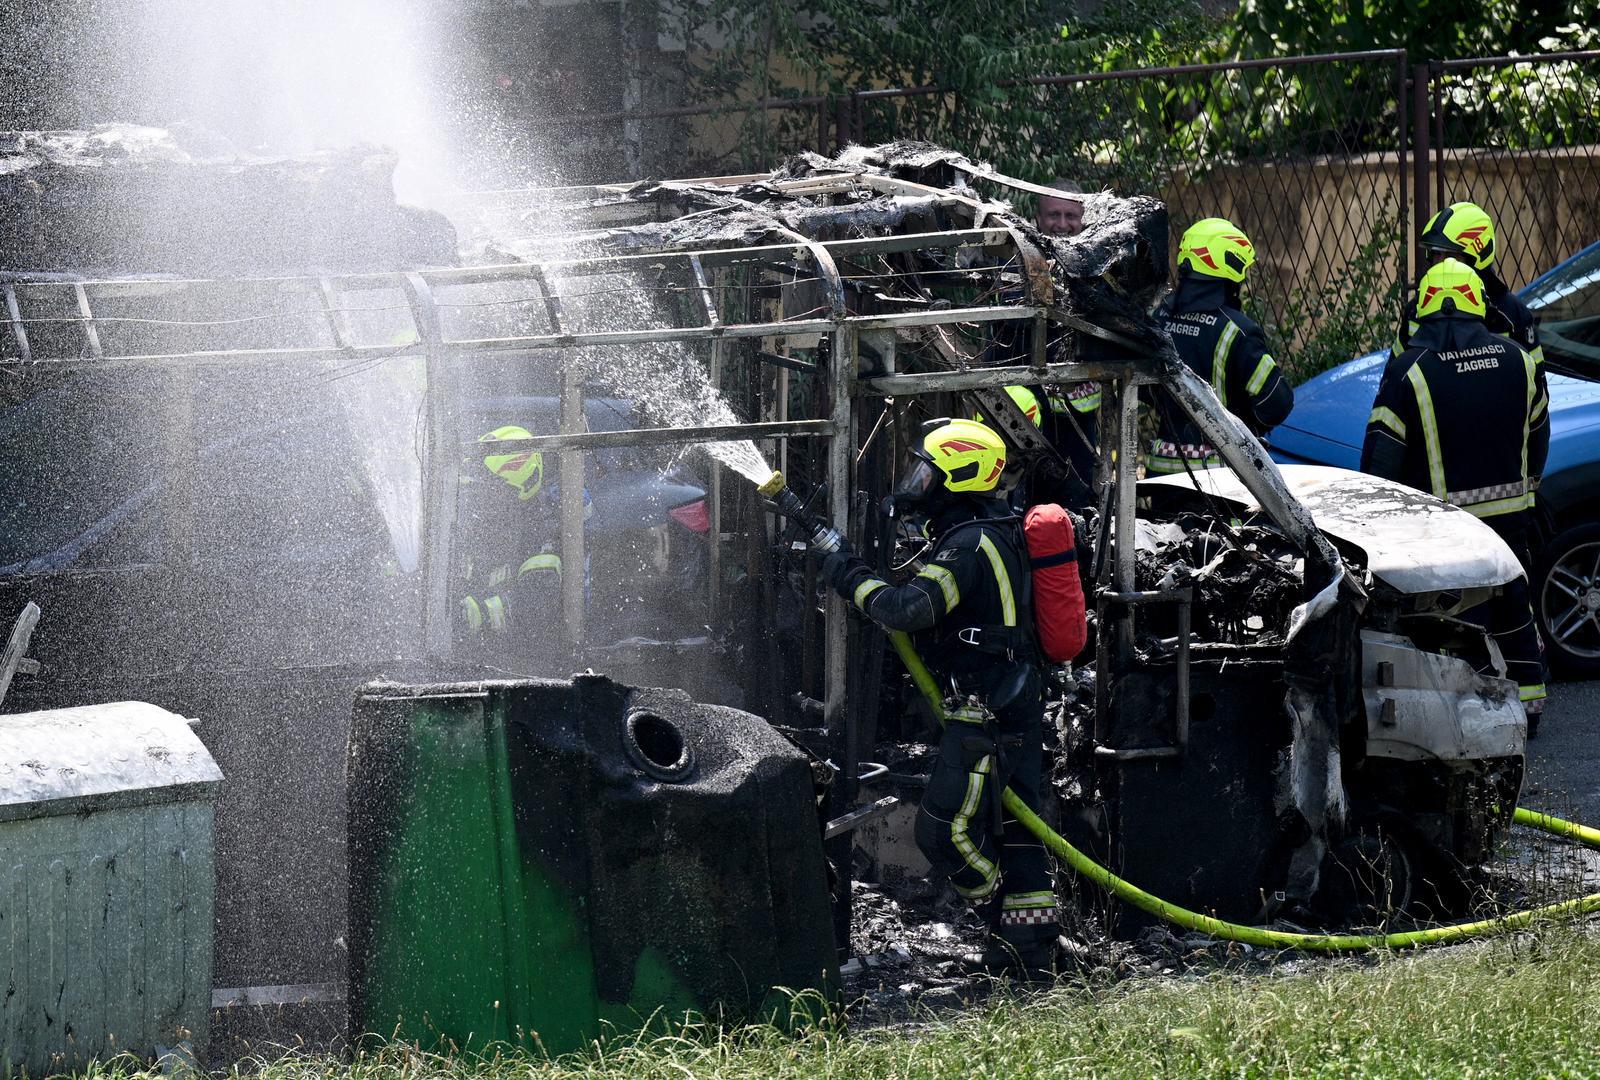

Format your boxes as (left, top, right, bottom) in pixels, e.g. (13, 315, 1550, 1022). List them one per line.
(886, 630, 1600, 951)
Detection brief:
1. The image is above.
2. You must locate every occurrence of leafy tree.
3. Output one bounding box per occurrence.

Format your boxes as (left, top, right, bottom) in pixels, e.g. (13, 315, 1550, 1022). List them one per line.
(1232, 0, 1583, 61)
(661, 0, 1224, 177)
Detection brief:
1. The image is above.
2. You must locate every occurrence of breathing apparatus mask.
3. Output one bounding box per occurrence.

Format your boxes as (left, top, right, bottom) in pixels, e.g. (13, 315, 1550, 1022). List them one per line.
(881, 417, 956, 521)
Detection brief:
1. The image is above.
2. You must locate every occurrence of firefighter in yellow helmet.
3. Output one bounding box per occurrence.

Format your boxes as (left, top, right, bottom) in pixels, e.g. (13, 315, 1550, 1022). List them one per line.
(1362, 259, 1550, 732)
(973, 385, 1043, 430)
(1398, 202, 1543, 366)
(818, 419, 1058, 975)
(1147, 217, 1294, 474)
(974, 386, 1083, 510)
(457, 425, 563, 654)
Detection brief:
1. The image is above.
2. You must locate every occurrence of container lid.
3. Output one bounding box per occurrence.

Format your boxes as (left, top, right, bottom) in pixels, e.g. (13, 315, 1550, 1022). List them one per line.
(0, 700, 223, 821)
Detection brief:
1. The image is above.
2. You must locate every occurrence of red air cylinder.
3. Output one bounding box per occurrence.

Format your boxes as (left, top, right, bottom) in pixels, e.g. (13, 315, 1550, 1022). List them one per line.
(1024, 503, 1088, 663)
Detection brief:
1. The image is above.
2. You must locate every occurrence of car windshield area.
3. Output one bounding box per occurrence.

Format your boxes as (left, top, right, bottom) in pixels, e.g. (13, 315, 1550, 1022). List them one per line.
(1527, 244, 1600, 379)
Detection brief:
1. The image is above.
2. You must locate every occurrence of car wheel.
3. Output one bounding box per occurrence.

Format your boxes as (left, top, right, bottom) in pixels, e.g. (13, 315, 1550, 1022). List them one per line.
(1536, 523, 1600, 676)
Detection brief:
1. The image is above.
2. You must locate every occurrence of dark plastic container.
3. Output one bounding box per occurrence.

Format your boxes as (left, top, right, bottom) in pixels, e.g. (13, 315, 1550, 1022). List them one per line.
(347, 673, 836, 1054)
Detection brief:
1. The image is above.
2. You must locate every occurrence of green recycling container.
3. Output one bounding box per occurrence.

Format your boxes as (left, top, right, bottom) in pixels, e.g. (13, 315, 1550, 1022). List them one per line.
(0, 701, 221, 1075)
(346, 673, 836, 1056)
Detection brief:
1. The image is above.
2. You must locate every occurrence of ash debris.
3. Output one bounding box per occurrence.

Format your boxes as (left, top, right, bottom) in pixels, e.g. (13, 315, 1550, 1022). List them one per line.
(0, 124, 457, 275)
(1134, 512, 1305, 645)
(843, 875, 1313, 1031)
(843, 878, 992, 1021)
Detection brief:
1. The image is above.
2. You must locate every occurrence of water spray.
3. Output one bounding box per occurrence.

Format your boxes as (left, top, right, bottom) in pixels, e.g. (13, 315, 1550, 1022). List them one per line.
(756, 471, 845, 554)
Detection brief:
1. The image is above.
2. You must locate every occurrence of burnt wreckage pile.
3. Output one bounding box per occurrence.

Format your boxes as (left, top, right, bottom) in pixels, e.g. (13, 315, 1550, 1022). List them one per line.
(0, 137, 1536, 1040)
(725, 150, 1508, 944)
(447, 144, 1529, 967)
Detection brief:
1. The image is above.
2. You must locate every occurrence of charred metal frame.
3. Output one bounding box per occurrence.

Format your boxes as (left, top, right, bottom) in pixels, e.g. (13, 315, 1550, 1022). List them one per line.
(0, 168, 1337, 815)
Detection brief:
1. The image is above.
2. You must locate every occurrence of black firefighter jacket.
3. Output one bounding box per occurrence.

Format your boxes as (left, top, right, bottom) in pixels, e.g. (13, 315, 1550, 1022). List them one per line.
(828, 500, 1032, 691)
(1148, 276, 1294, 473)
(1361, 312, 1550, 530)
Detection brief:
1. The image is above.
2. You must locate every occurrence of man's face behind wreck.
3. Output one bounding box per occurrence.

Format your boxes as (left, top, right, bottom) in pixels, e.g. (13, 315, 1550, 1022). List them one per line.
(1036, 195, 1084, 237)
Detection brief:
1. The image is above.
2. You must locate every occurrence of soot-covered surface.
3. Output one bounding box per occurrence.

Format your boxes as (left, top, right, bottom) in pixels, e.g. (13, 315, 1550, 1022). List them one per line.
(0, 125, 457, 274)
(553, 141, 1170, 349)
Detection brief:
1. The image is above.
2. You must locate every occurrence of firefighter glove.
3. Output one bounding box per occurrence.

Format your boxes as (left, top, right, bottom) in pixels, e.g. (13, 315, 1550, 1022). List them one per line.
(819, 548, 866, 595)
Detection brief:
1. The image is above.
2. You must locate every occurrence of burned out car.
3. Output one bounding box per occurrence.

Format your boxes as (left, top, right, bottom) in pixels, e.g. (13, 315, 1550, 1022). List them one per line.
(1061, 463, 1526, 929)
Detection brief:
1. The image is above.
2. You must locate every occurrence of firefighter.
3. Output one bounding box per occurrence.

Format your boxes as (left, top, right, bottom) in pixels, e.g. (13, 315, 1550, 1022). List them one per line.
(976, 386, 1076, 510)
(974, 383, 1044, 449)
(1397, 201, 1542, 365)
(457, 425, 564, 663)
(1361, 258, 1549, 731)
(819, 418, 1060, 975)
(1148, 217, 1294, 474)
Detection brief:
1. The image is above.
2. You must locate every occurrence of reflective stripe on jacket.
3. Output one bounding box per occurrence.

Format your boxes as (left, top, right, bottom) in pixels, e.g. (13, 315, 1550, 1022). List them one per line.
(1361, 313, 1549, 523)
(1149, 276, 1293, 474)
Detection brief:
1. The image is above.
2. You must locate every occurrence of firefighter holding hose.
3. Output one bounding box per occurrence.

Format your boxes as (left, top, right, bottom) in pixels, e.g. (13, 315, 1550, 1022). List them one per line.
(815, 418, 1063, 976)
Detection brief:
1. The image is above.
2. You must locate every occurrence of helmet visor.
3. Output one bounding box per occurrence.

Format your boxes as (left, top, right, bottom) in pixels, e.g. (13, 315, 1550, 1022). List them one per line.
(883, 457, 939, 519)
(893, 458, 939, 501)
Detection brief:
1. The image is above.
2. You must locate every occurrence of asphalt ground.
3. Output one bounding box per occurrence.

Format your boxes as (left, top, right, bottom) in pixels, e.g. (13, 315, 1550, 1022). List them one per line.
(1524, 677, 1600, 824)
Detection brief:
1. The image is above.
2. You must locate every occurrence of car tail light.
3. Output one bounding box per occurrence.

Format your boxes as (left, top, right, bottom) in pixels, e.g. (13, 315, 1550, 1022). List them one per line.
(668, 499, 710, 533)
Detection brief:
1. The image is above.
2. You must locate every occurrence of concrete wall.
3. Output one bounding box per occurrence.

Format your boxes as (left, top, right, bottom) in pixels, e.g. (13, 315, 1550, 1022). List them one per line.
(1160, 145, 1600, 367)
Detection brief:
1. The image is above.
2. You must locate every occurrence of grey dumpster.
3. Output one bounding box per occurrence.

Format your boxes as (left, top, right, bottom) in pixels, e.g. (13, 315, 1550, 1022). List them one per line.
(0, 701, 221, 1074)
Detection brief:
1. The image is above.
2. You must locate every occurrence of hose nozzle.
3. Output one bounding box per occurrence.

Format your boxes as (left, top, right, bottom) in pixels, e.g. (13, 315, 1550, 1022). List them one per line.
(758, 470, 844, 554)
(756, 470, 787, 499)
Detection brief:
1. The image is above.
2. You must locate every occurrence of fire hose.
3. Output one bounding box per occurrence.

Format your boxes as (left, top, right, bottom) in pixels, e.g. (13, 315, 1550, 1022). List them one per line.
(755, 469, 1600, 947)
(886, 629, 1600, 951)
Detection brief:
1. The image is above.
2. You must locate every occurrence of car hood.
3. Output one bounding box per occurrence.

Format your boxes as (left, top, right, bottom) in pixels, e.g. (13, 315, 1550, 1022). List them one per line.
(1141, 464, 1523, 594)
(1546, 371, 1600, 473)
(1266, 350, 1387, 469)
(1270, 351, 1600, 474)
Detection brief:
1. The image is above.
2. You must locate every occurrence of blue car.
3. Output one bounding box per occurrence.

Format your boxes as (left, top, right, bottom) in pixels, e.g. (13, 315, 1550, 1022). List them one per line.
(1270, 241, 1600, 674)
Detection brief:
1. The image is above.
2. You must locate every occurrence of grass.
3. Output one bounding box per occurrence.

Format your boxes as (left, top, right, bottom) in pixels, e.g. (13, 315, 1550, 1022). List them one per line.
(80, 923, 1600, 1080)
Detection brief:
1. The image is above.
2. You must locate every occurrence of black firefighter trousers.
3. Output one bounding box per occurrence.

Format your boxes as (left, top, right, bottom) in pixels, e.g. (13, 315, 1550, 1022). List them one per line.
(913, 670, 1057, 947)
(1468, 520, 1547, 720)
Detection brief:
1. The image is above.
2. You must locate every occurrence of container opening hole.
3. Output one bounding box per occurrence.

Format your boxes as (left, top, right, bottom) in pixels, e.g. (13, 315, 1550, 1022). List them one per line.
(1191, 693, 1217, 724)
(626, 711, 694, 781)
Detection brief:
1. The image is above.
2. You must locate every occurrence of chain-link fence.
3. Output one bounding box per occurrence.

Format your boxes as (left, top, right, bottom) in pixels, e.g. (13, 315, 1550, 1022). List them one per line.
(550, 49, 1600, 381)
(1432, 52, 1600, 293)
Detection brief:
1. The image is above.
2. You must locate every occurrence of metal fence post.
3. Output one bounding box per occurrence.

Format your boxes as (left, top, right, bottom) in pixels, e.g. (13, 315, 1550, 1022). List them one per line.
(560, 356, 587, 649)
(1397, 51, 1411, 286)
(1431, 61, 1446, 213)
(825, 326, 856, 776)
(708, 337, 726, 623)
(1411, 63, 1433, 265)
(824, 324, 857, 955)
(1113, 375, 1139, 661)
(402, 272, 458, 660)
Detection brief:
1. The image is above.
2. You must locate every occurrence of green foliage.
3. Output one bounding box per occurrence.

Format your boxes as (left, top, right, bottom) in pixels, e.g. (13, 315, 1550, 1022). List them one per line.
(1434, 23, 1600, 151)
(1264, 210, 1405, 383)
(1233, 0, 1588, 62)
(661, 0, 1229, 178)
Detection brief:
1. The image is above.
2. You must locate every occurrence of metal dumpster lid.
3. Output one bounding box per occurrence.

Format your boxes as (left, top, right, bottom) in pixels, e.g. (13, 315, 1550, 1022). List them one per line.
(0, 700, 222, 820)
(1140, 465, 1524, 595)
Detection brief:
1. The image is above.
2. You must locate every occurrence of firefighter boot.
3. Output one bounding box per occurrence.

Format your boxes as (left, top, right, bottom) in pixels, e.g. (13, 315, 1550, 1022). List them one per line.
(962, 932, 1061, 981)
